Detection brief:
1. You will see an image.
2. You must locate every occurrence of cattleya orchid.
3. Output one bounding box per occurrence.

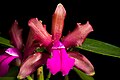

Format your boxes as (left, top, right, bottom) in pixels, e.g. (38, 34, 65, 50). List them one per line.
(0, 20, 44, 77)
(0, 3, 95, 79)
(0, 21, 23, 76)
(17, 3, 94, 78)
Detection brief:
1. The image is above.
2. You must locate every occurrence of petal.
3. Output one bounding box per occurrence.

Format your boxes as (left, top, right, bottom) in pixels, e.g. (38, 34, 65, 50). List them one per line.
(23, 29, 38, 60)
(0, 53, 9, 63)
(28, 18, 52, 47)
(9, 20, 23, 50)
(47, 49, 61, 75)
(5, 48, 22, 59)
(23, 46, 37, 61)
(0, 54, 18, 76)
(61, 48, 75, 76)
(51, 3, 66, 41)
(24, 29, 35, 51)
(62, 21, 93, 48)
(17, 52, 49, 79)
(68, 51, 95, 76)
(47, 41, 74, 76)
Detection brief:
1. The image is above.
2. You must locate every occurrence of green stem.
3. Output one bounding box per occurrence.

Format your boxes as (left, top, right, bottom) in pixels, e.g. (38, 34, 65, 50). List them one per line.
(27, 76, 33, 80)
(37, 66, 44, 80)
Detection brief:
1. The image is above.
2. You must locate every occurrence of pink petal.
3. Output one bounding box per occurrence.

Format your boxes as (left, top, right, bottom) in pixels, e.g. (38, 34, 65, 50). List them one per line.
(28, 18, 52, 47)
(51, 3, 66, 41)
(47, 41, 74, 76)
(47, 49, 61, 75)
(62, 21, 93, 48)
(5, 48, 22, 59)
(17, 52, 49, 79)
(68, 51, 95, 76)
(9, 20, 23, 50)
(0, 54, 9, 62)
(23, 29, 38, 60)
(0, 54, 18, 76)
(61, 48, 75, 76)
(24, 29, 35, 51)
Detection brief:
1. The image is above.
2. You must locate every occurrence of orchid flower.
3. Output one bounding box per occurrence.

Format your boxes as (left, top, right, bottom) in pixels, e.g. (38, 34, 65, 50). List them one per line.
(0, 19, 45, 78)
(25, 3, 95, 77)
(0, 21, 22, 76)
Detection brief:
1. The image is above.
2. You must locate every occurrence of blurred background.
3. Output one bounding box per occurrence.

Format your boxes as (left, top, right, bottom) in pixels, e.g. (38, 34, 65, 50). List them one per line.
(0, 0, 120, 80)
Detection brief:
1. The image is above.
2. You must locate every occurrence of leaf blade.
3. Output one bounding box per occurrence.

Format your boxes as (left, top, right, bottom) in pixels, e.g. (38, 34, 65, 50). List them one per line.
(77, 38, 120, 58)
(73, 67, 94, 80)
(0, 37, 13, 47)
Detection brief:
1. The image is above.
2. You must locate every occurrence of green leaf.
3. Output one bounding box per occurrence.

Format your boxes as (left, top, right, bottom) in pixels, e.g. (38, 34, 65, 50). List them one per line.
(0, 77, 17, 80)
(73, 67, 94, 80)
(0, 37, 13, 47)
(76, 38, 120, 58)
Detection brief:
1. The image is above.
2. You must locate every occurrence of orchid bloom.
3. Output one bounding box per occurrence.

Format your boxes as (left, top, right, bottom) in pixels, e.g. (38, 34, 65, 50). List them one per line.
(27, 3, 95, 77)
(0, 20, 43, 78)
(0, 21, 22, 76)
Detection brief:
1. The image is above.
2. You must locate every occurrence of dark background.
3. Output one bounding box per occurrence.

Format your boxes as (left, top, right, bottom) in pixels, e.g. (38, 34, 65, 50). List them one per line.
(0, 0, 120, 80)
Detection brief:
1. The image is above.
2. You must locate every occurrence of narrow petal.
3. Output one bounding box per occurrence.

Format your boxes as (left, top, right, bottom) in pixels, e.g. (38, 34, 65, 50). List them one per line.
(9, 20, 23, 50)
(28, 18, 52, 47)
(23, 29, 38, 60)
(68, 51, 95, 76)
(24, 29, 35, 51)
(47, 41, 74, 76)
(62, 21, 93, 48)
(51, 3, 66, 41)
(0, 54, 18, 76)
(17, 52, 49, 79)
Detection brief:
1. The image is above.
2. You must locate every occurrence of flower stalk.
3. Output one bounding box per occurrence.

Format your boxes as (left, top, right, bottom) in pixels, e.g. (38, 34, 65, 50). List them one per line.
(37, 66, 44, 80)
(27, 76, 33, 80)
